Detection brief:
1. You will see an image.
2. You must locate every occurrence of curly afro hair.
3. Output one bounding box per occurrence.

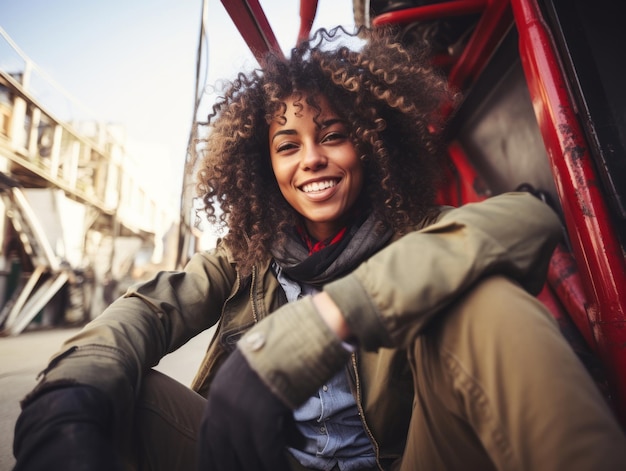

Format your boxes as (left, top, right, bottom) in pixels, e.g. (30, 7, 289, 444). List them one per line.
(195, 26, 458, 274)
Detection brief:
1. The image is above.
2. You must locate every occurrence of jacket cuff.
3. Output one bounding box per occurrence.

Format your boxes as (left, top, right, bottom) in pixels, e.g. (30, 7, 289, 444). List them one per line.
(237, 296, 350, 409)
(324, 275, 392, 351)
(26, 345, 136, 447)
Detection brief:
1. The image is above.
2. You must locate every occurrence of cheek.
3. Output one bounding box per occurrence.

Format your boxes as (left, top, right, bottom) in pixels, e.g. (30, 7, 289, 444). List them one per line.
(349, 159, 365, 194)
(270, 160, 292, 194)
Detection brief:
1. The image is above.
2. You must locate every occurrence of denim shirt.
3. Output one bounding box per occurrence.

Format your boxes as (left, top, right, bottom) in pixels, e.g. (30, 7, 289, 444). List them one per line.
(274, 263, 377, 470)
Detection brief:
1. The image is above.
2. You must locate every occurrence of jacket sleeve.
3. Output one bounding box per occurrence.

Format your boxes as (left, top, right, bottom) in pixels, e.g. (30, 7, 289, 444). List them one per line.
(238, 192, 563, 408)
(22, 245, 237, 418)
(327, 191, 562, 350)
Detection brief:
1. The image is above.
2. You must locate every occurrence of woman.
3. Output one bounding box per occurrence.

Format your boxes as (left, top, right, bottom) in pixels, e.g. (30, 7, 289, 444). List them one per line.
(13, 27, 626, 471)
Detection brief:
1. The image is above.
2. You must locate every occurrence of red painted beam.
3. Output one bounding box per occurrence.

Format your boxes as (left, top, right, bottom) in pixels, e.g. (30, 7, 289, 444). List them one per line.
(512, 0, 626, 423)
(372, 0, 487, 26)
(447, 0, 513, 91)
(220, 0, 284, 62)
(372, 0, 513, 92)
(298, 0, 319, 44)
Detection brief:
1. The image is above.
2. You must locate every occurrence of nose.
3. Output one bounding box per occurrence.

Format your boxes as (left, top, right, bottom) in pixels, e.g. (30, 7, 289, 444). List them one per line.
(300, 143, 327, 171)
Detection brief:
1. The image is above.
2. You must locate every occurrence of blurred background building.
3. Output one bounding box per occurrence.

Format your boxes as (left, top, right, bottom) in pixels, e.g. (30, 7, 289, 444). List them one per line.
(0, 27, 180, 335)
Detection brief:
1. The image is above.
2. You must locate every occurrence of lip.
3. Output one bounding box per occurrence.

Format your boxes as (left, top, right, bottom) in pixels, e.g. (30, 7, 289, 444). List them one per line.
(297, 177, 341, 200)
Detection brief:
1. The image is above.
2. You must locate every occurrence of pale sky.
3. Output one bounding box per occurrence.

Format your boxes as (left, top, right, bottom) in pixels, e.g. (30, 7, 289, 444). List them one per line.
(0, 0, 356, 211)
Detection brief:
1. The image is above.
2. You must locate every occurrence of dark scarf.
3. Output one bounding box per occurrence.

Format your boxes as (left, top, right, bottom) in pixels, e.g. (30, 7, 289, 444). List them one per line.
(270, 213, 393, 287)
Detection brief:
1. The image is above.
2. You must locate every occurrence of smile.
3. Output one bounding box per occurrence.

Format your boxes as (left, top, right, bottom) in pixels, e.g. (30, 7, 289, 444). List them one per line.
(300, 179, 339, 193)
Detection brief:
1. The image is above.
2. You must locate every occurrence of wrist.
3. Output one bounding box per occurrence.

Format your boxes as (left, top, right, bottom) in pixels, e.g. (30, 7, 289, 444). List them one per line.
(238, 296, 350, 408)
(311, 292, 352, 341)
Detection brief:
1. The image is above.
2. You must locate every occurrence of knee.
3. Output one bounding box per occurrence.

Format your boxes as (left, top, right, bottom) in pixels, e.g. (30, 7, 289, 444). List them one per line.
(424, 275, 565, 369)
(447, 275, 555, 332)
(136, 369, 206, 417)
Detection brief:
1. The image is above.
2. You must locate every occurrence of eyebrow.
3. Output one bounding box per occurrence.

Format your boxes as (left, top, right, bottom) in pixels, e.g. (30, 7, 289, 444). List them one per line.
(271, 129, 297, 143)
(270, 118, 346, 143)
(320, 118, 345, 129)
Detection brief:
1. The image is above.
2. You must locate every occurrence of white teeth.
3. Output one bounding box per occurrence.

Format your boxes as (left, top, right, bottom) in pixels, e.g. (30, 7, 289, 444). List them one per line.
(301, 180, 337, 193)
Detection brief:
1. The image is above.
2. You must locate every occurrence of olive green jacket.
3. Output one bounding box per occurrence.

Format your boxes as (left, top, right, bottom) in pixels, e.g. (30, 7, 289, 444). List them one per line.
(31, 192, 561, 467)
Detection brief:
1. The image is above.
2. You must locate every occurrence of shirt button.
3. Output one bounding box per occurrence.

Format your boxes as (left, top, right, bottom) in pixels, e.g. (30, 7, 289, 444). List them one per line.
(322, 385, 328, 392)
(244, 332, 266, 351)
(320, 426, 326, 433)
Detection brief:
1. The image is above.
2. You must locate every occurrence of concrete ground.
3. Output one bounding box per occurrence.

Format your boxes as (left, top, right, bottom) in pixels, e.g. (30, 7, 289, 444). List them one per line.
(0, 325, 215, 470)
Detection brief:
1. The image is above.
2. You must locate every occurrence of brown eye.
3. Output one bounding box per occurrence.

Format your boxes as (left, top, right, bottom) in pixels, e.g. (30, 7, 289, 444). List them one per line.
(321, 132, 347, 143)
(276, 142, 298, 153)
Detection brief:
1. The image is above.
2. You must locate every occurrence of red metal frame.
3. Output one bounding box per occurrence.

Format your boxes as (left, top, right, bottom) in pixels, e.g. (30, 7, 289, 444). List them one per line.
(373, 0, 513, 100)
(372, 0, 514, 91)
(547, 242, 595, 348)
(220, 0, 283, 62)
(511, 0, 626, 422)
(220, 0, 320, 60)
(437, 141, 490, 206)
(298, 0, 319, 44)
(373, 0, 487, 25)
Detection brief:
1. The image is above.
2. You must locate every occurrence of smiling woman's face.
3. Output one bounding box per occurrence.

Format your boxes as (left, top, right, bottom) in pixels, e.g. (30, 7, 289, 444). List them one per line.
(269, 95, 364, 241)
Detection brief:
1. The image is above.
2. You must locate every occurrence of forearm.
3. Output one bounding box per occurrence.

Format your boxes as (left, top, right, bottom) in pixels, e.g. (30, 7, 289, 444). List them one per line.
(326, 192, 562, 350)
(26, 251, 233, 410)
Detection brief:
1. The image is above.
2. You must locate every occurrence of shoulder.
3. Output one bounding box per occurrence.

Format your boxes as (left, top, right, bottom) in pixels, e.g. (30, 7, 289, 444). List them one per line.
(390, 206, 447, 242)
(185, 238, 239, 279)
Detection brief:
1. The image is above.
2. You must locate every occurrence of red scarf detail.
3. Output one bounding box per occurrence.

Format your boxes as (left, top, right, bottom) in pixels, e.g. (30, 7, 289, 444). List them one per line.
(296, 226, 348, 255)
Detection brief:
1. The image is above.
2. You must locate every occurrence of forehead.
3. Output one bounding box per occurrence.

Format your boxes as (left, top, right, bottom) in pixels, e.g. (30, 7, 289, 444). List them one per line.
(271, 94, 338, 126)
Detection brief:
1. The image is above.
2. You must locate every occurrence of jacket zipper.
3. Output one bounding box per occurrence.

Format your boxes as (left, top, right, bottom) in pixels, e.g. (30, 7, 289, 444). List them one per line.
(207, 268, 241, 353)
(219, 269, 241, 322)
(249, 265, 258, 323)
(351, 353, 385, 471)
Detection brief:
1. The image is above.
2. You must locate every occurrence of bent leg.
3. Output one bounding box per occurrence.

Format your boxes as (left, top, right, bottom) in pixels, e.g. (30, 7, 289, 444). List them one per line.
(133, 370, 206, 471)
(401, 275, 626, 471)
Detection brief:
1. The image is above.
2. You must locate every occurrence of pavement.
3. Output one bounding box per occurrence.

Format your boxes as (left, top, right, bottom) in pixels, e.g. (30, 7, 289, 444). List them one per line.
(0, 325, 216, 470)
